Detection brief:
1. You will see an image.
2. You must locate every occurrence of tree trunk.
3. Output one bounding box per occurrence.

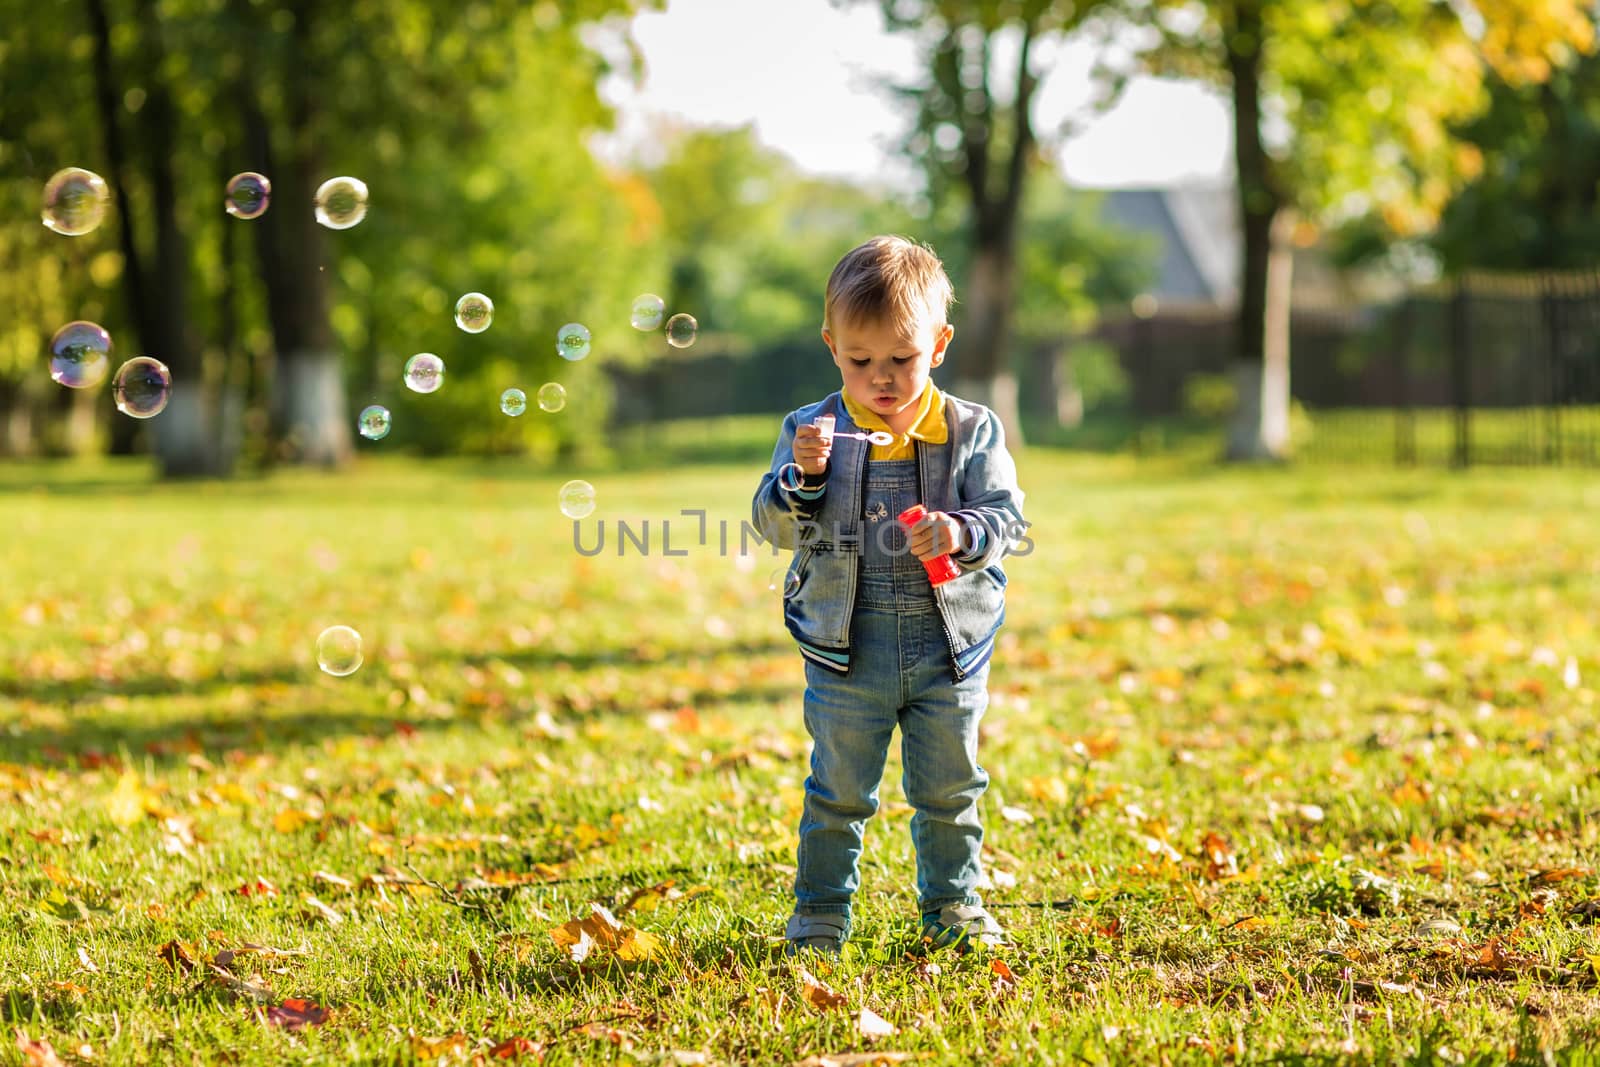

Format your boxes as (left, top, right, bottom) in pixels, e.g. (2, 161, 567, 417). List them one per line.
(90, 0, 229, 475)
(246, 12, 352, 469)
(949, 241, 1025, 447)
(0, 379, 36, 457)
(1052, 343, 1083, 428)
(1222, 0, 1289, 462)
(86, 0, 144, 458)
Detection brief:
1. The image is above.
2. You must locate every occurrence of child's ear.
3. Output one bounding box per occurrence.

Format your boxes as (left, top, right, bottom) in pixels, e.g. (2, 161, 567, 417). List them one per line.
(930, 324, 954, 367)
(822, 328, 839, 361)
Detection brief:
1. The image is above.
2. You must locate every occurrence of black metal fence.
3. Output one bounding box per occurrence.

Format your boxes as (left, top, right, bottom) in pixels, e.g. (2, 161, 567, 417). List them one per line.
(1072, 271, 1600, 466)
(1295, 273, 1600, 466)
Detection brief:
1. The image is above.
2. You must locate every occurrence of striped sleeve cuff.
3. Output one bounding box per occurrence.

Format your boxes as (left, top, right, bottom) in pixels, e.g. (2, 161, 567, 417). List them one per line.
(954, 514, 988, 564)
(787, 472, 828, 502)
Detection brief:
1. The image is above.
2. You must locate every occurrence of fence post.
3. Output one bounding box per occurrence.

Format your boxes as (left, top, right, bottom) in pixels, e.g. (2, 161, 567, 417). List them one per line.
(1449, 276, 1471, 468)
(1394, 298, 1415, 466)
(1541, 275, 1564, 466)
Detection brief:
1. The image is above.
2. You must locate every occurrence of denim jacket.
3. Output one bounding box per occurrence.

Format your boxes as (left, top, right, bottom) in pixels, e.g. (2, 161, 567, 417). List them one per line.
(752, 390, 1027, 680)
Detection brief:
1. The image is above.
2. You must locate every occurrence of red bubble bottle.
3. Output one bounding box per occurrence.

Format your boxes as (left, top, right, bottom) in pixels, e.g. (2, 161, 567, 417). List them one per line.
(897, 504, 962, 587)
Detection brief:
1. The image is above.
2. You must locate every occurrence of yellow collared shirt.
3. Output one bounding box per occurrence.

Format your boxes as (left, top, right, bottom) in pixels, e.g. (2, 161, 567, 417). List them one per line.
(840, 382, 948, 460)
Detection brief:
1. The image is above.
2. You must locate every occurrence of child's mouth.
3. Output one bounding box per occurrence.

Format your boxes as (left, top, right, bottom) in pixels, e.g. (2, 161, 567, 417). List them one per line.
(874, 395, 897, 406)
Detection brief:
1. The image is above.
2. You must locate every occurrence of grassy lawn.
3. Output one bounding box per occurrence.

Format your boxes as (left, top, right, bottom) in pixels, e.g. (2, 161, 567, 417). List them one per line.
(4, 443, 1600, 1065)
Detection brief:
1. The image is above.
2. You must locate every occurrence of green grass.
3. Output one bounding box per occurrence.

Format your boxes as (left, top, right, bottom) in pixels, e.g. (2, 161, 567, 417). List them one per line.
(4, 445, 1600, 1065)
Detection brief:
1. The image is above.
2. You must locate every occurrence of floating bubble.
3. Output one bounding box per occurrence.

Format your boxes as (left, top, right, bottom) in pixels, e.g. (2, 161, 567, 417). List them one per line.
(42, 168, 109, 236)
(557, 322, 591, 361)
(455, 292, 494, 333)
(404, 353, 444, 393)
(358, 404, 391, 440)
(777, 462, 806, 492)
(501, 388, 527, 416)
(111, 357, 171, 418)
(630, 293, 666, 331)
(559, 479, 596, 519)
(537, 382, 566, 412)
(314, 176, 368, 230)
(224, 172, 271, 219)
(665, 313, 698, 348)
(316, 625, 363, 677)
(767, 569, 802, 597)
(49, 321, 111, 389)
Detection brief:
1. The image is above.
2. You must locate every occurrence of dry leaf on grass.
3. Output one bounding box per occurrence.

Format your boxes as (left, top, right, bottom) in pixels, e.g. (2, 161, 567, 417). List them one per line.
(13, 1029, 65, 1067)
(157, 940, 198, 973)
(265, 997, 329, 1029)
(409, 1032, 467, 1058)
(300, 894, 344, 925)
(550, 903, 664, 963)
(792, 1053, 914, 1067)
(856, 1007, 896, 1038)
(797, 968, 848, 1011)
(573, 1022, 634, 1048)
(990, 958, 1018, 998)
(486, 1035, 545, 1059)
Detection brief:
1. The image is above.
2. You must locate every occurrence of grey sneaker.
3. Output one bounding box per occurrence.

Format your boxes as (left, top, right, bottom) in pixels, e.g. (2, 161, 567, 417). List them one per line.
(918, 903, 1006, 954)
(784, 912, 849, 957)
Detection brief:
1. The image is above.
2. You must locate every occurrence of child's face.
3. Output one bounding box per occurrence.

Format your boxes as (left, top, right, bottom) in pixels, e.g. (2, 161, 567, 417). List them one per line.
(823, 314, 953, 430)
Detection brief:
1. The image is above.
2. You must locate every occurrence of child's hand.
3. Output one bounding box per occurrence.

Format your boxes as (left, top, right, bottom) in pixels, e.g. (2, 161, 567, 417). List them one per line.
(792, 424, 832, 476)
(908, 511, 962, 561)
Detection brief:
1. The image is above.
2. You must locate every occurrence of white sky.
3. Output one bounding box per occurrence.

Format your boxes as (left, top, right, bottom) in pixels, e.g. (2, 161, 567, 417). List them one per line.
(594, 0, 1234, 191)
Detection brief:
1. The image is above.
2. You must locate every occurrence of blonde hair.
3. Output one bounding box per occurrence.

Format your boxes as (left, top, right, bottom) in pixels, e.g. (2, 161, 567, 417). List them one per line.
(823, 235, 954, 334)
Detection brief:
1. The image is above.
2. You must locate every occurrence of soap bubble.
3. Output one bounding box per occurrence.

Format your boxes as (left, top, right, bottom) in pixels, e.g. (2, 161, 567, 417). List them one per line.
(49, 321, 111, 389)
(768, 569, 801, 597)
(557, 322, 591, 361)
(358, 404, 391, 440)
(314, 176, 368, 229)
(537, 382, 566, 412)
(316, 625, 363, 676)
(224, 172, 271, 219)
(404, 353, 444, 393)
(501, 388, 527, 416)
(559, 479, 595, 519)
(454, 292, 494, 333)
(665, 313, 698, 348)
(777, 462, 806, 492)
(111, 357, 171, 418)
(42, 167, 110, 236)
(630, 293, 666, 331)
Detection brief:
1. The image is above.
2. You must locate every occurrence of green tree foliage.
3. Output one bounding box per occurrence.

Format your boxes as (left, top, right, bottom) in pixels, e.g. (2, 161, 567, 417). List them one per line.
(0, 0, 655, 468)
(1431, 43, 1600, 271)
(1118, 0, 1595, 460)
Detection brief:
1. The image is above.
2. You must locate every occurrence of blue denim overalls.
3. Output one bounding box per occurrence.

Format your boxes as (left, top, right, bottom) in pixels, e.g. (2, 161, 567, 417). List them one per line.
(792, 457, 991, 931)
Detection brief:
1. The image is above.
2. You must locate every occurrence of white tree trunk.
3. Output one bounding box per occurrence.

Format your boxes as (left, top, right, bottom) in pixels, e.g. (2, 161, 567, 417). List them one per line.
(948, 372, 1025, 449)
(1225, 212, 1294, 461)
(275, 351, 351, 467)
(152, 382, 239, 477)
(1, 404, 33, 456)
(1054, 346, 1083, 428)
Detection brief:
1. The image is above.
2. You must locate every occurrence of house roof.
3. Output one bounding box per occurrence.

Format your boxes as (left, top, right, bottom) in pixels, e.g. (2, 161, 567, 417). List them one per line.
(1098, 185, 1240, 308)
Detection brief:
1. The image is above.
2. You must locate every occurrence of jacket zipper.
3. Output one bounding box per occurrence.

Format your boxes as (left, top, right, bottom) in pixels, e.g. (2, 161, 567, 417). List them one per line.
(915, 438, 966, 679)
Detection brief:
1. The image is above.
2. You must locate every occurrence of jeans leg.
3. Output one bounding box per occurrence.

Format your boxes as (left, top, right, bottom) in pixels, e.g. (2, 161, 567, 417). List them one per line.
(794, 649, 897, 919)
(900, 641, 991, 913)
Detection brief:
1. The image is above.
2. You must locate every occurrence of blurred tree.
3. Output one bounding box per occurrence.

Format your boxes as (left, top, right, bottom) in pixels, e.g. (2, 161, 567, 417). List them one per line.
(0, 0, 654, 470)
(852, 0, 1120, 446)
(1431, 43, 1600, 271)
(1119, 0, 1594, 460)
(1010, 174, 1157, 424)
(223, 0, 652, 466)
